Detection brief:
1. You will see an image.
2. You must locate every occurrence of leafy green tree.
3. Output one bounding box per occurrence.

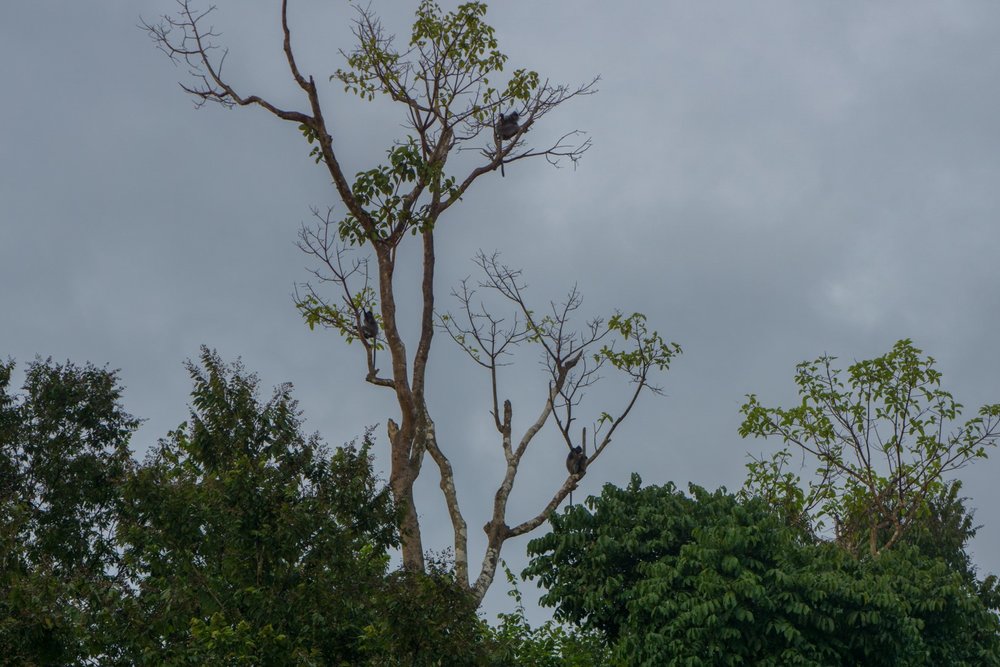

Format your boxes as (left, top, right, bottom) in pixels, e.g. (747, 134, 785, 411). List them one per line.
(740, 339, 1000, 556)
(525, 478, 1000, 666)
(142, 0, 679, 601)
(0, 358, 139, 665)
(895, 480, 976, 577)
(890, 479, 1000, 614)
(362, 557, 496, 666)
(113, 348, 402, 664)
(487, 563, 610, 667)
(7, 351, 592, 664)
(113, 348, 506, 665)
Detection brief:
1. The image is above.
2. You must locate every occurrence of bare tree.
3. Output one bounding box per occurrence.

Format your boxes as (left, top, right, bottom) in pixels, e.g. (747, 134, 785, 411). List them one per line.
(143, 0, 679, 602)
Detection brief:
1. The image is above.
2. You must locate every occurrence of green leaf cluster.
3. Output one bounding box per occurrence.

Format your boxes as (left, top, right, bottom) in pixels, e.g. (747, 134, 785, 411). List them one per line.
(113, 348, 400, 664)
(597, 312, 682, 374)
(335, 2, 535, 113)
(0, 357, 137, 664)
(314, 1, 540, 248)
(487, 563, 611, 667)
(295, 289, 380, 343)
(525, 478, 1000, 666)
(0, 352, 506, 665)
(739, 339, 1000, 555)
(337, 139, 456, 245)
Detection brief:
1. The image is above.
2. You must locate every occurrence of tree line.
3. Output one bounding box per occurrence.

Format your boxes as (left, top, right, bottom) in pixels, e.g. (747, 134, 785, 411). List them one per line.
(3, 340, 998, 664)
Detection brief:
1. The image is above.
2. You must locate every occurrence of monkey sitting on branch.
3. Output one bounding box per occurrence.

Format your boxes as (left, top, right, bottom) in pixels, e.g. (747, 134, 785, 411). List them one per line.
(360, 309, 379, 367)
(566, 427, 588, 506)
(497, 110, 520, 140)
(495, 110, 523, 177)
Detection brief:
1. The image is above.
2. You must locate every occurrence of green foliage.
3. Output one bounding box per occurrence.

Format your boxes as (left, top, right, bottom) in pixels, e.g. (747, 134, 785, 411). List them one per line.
(11, 345, 994, 665)
(525, 478, 1000, 666)
(597, 312, 682, 375)
(3, 358, 137, 571)
(362, 556, 494, 666)
(296, 288, 380, 342)
(333, 139, 457, 244)
(0, 550, 77, 666)
(1, 351, 509, 664)
(307, 1, 538, 247)
(114, 347, 399, 664)
(487, 563, 611, 667)
(865, 479, 1000, 614)
(889, 480, 977, 578)
(0, 357, 139, 665)
(739, 339, 1000, 555)
(334, 1, 536, 113)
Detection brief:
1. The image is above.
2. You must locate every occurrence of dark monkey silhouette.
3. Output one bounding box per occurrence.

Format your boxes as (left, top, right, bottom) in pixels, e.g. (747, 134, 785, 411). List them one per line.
(566, 446, 587, 476)
(496, 111, 521, 177)
(497, 111, 520, 140)
(566, 427, 588, 506)
(361, 309, 378, 366)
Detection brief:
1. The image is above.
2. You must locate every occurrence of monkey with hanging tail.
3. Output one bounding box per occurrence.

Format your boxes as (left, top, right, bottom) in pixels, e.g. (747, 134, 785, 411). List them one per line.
(566, 426, 588, 506)
(495, 111, 521, 177)
(360, 309, 379, 367)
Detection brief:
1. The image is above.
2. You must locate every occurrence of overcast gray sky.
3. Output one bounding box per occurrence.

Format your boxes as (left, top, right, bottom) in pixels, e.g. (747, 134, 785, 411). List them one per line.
(4, 1, 1000, 622)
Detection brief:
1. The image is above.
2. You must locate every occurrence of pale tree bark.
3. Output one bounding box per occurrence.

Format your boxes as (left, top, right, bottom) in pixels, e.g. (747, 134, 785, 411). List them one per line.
(143, 1, 677, 601)
(438, 253, 678, 600)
